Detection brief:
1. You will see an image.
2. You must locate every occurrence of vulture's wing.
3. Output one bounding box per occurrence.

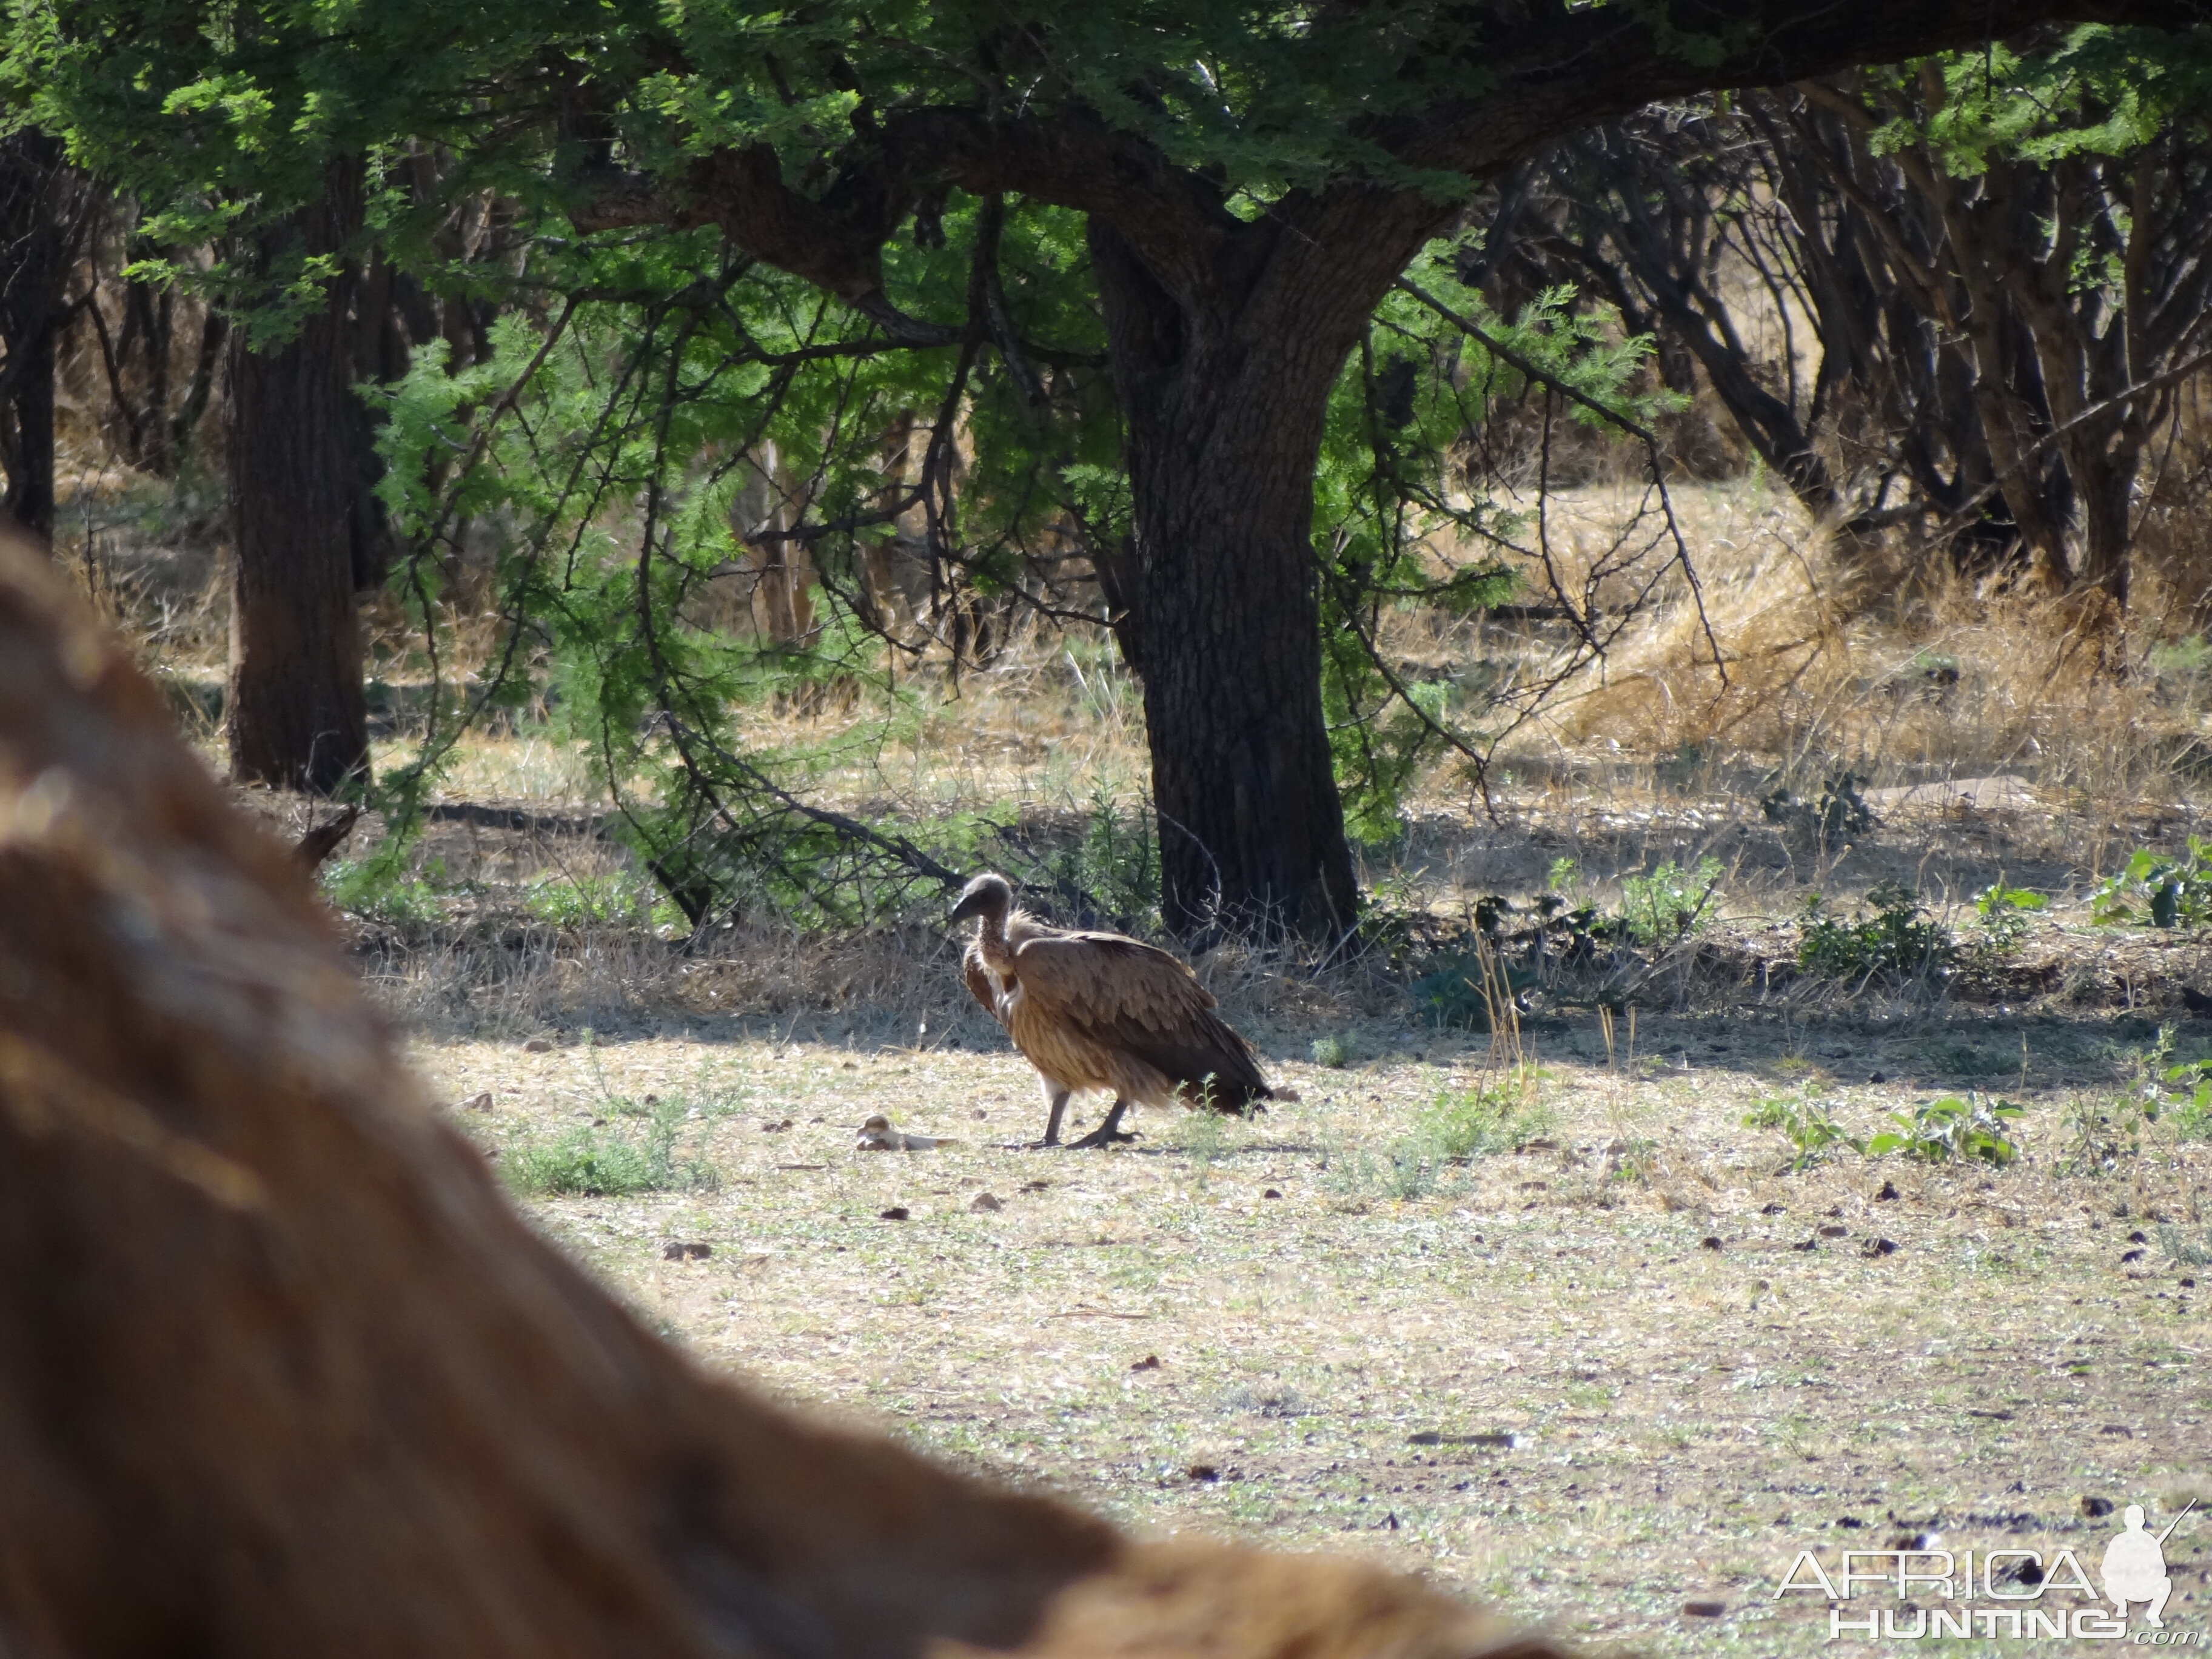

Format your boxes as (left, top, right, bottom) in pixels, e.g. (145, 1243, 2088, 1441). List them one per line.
(960, 937, 1007, 1024)
(1011, 933, 1270, 1102)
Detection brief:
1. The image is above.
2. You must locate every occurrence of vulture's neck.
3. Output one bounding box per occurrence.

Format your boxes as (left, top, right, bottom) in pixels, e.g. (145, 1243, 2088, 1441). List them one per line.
(975, 907, 1020, 974)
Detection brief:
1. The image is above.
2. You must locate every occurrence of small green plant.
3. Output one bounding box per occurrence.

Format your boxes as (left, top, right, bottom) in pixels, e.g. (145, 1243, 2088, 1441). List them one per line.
(2148, 634, 2212, 679)
(321, 851, 452, 927)
(1412, 875, 1617, 1027)
(1310, 1034, 1356, 1068)
(2060, 1093, 2158, 1175)
(1179, 1105, 1230, 1190)
(1319, 1074, 1549, 1202)
(2085, 1026, 2212, 1158)
(2162, 1060, 2212, 1142)
(505, 1096, 719, 1197)
(1041, 785, 1161, 930)
(507, 1125, 660, 1196)
(1866, 1095, 2023, 1165)
(1797, 882, 1954, 985)
(1744, 1088, 1863, 1171)
(1417, 1072, 1553, 1158)
(1618, 857, 1724, 946)
(1971, 881, 2046, 957)
(2090, 840, 2212, 928)
(523, 869, 684, 931)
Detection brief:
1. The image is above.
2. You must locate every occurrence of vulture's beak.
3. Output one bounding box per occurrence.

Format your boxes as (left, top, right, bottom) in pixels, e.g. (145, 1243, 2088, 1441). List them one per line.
(949, 892, 983, 925)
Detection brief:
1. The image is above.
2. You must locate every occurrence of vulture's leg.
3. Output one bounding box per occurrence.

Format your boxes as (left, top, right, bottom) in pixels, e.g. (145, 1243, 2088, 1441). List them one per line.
(1065, 1096, 1138, 1149)
(1031, 1088, 1072, 1149)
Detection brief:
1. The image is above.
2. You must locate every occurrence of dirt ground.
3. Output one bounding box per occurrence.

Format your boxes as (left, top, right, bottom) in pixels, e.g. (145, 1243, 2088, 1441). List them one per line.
(415, 1004, 2210, 1657)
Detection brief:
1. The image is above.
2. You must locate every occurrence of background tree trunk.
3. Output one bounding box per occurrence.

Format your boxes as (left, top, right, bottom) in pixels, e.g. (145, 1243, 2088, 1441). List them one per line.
(1091, 224, 1363, 939)
(224, 164, 380, 794)
(0, 132, 95, 540)
(0, 518, 1561, 1659)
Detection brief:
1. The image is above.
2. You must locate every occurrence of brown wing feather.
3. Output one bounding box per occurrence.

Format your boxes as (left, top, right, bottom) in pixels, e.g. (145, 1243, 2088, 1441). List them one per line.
(1011, 934, 1272, 1107)
(961, 937, 1006, 1022)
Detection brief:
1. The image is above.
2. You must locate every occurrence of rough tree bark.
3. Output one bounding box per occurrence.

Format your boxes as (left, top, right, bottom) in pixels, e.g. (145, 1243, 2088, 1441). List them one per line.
(579, 0, 2204, 936)
(0, 132, 95, 540)
(1088, 224, 1370, 935)
(224, 162, 383, 794)
(0, 518, 1566, 1657)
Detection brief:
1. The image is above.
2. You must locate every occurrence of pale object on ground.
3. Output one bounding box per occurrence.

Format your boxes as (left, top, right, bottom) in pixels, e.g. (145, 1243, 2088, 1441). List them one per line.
(856, 1112, 956, 1150)
(1860, 774, 2040, 816)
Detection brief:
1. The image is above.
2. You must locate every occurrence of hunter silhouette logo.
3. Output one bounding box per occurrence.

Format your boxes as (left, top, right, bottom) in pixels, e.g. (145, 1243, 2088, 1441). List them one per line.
(2103, 1500, 2194, 1630)
(1777, 1495, 2202, 1641)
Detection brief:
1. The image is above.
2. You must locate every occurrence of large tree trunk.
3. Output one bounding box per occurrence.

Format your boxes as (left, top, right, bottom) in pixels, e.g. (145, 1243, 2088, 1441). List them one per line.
(1090, 224, 1362, 939)
(0, 518, 1562, 1658)
(0, 132, 93, 540)
(224, 166, 379, 794)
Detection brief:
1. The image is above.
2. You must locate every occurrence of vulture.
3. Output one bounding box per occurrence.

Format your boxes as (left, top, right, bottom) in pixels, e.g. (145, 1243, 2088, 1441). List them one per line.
(949, 872, 1290, 1148)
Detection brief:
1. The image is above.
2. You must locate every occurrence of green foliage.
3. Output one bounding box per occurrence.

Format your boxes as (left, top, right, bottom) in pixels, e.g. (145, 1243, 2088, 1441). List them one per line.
(2162, 1064, 2212, 1142)
(1872, 27, 2212, 176)
(1618, 857, 1724, 947)
(522, 870, 685, 933)
(1310, 1034, 1355, 1070)
(1748, 1088, 2022, 1169)
(1312, 261, 1678, 843)
(1865, 1096, 2023, 1166)
(2090, 840, 2212, 928)
(1409, 938, 1539, 1031)
(1039, 789, 1160, 932)
(506, 1095, 719, 1198)
(506, 1125, 661, 1198)
(1417, 1074, 1552, 1159)
(1744, 1089, 1863, 1171)
(1971, 882, 2047, 956)
(1797, 882, 1954, 985)
(1321, 1072, 1549, 1201)
(320, 850, 451, 927)
(355, 209, 1126, 928)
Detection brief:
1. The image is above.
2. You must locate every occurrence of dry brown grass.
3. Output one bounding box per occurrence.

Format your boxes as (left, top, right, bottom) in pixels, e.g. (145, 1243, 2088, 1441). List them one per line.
(1475, 482, 2210, 820)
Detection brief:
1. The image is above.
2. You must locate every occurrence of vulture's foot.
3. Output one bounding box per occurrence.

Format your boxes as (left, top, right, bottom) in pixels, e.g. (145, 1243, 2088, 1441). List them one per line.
(1064, 1124, 1139, 1148)
(1064, 1099, 1136, 1149)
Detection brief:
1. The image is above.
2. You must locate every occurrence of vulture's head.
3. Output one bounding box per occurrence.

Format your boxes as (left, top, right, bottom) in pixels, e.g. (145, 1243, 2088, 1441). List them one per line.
(950, 872, 1014, 926)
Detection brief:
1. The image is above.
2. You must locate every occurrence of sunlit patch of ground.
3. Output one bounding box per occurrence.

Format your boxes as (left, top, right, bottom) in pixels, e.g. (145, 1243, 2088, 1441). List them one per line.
(415, 1016, 2210, 1657)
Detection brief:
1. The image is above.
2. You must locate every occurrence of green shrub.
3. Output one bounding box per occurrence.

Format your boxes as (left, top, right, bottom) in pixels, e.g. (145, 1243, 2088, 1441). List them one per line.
(1321, 1074, 1550, 1201)
(1971, 882, 2046, 957)
(1744, 1088, 1862, 1170)
(321, 853, 451, 927)
(2090, 840, 2212, 928)
(506, 1096, 719, 1196)
(1618, 857, 1724, 946)
(1797, 882, 1954, 984)
(1310, 1034, 1355, 1068)
(523, 870, 684, 931)
(1417, 1075, 1552, 1158)
(2156, 1224, 2212, 1270)
(1760, 771, 1875, 854)
(1866, 1095, 2023, 1165)
(1748, 1089, 2022, 1169)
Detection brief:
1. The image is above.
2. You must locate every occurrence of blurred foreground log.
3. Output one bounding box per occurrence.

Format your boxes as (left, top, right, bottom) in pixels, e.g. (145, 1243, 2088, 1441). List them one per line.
(0, 524, 1562, 1659)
